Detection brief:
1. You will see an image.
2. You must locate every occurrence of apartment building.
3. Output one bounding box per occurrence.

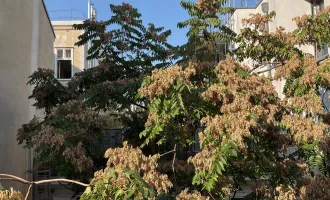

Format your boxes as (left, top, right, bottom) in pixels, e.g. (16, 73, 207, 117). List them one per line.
(51, 1, 98, 85)
(221, 1, 330, 198)
(0, 0, 55, 194)
(226, 0, 330, 100)
(228, 0, 329, 56)
(52, 21, 99, 85)
(30, 5, 100, 200)
(52, 20, 88, 85)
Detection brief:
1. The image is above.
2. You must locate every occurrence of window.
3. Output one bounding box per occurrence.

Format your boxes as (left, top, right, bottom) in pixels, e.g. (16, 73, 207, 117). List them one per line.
(56, 48, 73, 79)
(314, 0, 328, 61)
(57, 49, 63, 58)
(315, 0, 324, 14)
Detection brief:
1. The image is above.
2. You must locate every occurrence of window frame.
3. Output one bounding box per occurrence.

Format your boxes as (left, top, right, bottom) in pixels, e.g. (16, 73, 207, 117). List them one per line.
(55, 47, 74, 80)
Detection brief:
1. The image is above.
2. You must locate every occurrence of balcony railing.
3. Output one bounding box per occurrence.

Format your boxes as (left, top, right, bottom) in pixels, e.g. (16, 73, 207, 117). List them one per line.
(48, 9, 87, 21)
(223, 0, 263, 8)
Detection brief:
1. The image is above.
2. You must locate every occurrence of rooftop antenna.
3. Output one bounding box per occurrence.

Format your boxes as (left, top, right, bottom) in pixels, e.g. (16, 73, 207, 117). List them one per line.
(93, 7, 97, 19)
(88, 0, 91, 19)
(91, 4, 94, 19)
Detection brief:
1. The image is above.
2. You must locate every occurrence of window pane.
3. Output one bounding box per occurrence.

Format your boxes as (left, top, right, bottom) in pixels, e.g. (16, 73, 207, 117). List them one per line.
(320, 0, 325, 11)
(57, 49, 63, 58)
(65, 49, 71, 58)
(57, 60, 72, 79)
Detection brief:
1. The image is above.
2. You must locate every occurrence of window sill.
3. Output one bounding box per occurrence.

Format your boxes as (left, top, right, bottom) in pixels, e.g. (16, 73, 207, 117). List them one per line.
(57, 79, 71, 81)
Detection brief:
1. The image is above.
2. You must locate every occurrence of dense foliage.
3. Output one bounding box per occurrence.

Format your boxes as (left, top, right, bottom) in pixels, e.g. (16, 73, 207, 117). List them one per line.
(0, 184, 23, 200)
(10, 0, 330, 200)
(175, 0, 235, 63)
(17, 2, 173, 185)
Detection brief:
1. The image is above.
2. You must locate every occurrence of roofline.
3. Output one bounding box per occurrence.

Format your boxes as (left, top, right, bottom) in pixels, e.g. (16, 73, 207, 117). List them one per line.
(227, 0, 264, 23)
(255, 0, 264, 9)
(41, 0, 56, 38)
(233, 0, 264, 9)
(51, 20, 85, 26)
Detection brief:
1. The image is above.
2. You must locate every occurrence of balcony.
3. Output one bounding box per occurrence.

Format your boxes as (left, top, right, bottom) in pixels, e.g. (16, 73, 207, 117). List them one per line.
(224, 0, 263, 8)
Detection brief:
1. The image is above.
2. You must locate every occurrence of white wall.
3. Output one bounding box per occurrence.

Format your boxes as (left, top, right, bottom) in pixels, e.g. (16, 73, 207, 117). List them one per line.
(229, 0, 323, 99)
(0, 0, 54, 193)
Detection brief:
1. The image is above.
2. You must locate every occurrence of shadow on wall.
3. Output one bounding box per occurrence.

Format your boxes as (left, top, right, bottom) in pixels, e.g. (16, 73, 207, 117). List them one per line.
(73, 65, 82, 74)
(0, 84, 29, 194)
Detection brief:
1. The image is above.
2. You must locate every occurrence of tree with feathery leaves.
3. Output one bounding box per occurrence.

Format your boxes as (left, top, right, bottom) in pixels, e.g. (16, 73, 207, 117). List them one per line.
(174, 0, 236, 64)
(11, 1, 330, 200)
(16, 2, 174, 194)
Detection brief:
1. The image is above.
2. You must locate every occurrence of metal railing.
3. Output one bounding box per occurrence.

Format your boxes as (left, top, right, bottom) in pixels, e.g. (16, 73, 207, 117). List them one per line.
(221, 0, 263, 26)
(48, 9, 87, 21)
(223, 0, 263, 8)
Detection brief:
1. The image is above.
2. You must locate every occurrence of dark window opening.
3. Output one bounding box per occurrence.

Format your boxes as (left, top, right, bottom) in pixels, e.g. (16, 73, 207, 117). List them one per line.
(57, 60, 72, 79)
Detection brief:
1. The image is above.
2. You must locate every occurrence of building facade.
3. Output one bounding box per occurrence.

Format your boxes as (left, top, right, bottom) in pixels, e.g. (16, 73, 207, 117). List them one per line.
(52, 21, 87, 85)
(52, 20, 98, 85)
(0, 0, 55, 194)
(223, 1, 330, 198)
(228, 0, 330, 57)
(227, 0, 330, 100)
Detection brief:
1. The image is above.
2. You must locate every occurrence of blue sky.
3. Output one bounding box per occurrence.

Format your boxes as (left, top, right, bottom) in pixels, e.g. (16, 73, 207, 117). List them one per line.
(44, 0, 191, 46)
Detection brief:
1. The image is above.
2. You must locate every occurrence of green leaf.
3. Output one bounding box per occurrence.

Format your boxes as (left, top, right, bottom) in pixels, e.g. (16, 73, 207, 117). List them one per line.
(236, 68, 249, 79)
(115, 189, 124, 199)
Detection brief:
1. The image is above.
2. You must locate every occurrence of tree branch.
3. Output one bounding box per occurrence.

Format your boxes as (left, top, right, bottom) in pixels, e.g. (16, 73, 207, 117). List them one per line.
(35, 179, 89, 187)
(160, 149, 176, 157)
(58, 181, 75, 193)
(172, 144, 177, 193)
(208, 192, 216, 200)
(0, 174, 89, 200)
(131, 102, 147, 110)
(0, 174, 31, 185)
(25, 185, 32, 200)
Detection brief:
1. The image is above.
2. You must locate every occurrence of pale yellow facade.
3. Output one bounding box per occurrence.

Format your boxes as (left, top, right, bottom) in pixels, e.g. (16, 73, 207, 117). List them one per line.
(0, 0, 55, 194)
(52, 21, 87, 82)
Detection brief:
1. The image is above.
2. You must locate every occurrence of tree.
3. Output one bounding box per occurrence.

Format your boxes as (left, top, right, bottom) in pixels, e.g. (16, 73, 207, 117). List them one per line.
(175, 0, 235, 64)
(0, 184, 23, 200)
(17, 2, 173, 185)
(136, 5, 330, 200)
(12, 1, 330, 200)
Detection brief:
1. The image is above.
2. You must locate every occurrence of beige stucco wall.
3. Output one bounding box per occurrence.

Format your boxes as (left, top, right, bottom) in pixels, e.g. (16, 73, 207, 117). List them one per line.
(0, 0, 55, 193)
(53, 21, 86, 75)
(230, 8, 256, 34)
(256, 0, 314, 55)
(39, 2, 56, 71)
(230, 0, 315, 54)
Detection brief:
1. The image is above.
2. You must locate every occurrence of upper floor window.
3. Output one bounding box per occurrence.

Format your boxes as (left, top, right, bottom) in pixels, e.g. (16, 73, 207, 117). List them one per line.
(315, 0, 324, 14)
(56, 48, 73, 80)
(313, 0, 328, 61)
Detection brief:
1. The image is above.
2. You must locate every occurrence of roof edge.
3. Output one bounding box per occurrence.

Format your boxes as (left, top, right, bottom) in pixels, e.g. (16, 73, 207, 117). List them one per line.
(51, 20, 85, 26)
(233, 0, 264, 9)
(41, 0, 56, 38)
